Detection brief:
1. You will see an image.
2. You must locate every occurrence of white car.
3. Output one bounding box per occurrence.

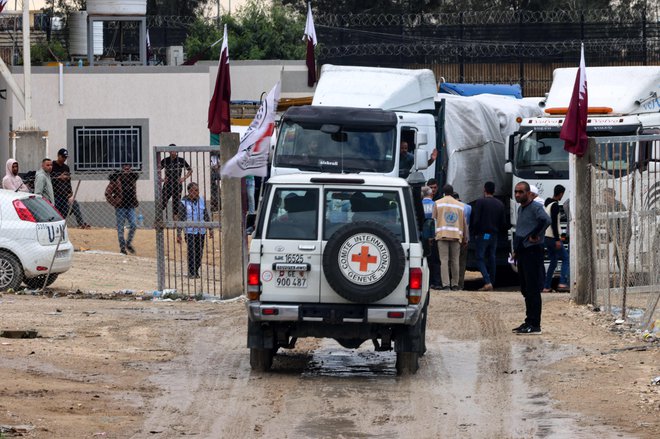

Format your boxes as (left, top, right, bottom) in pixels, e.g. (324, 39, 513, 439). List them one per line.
(0, 189, 74, 290)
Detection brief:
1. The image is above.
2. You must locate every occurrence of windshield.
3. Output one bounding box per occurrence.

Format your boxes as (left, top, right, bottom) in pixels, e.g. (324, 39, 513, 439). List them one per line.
(515, 133, 568, 178)
(273, 121, 396, 174)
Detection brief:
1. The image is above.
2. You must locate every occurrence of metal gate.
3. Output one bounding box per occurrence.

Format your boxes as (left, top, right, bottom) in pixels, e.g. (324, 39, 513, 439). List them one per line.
(154, 145, 222, 297)
(590, 134, 660, 327)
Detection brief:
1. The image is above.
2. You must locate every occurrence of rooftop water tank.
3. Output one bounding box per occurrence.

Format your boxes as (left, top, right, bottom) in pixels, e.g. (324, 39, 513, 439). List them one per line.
(87, 0, 147, 15)
(69, 11, 104, 56)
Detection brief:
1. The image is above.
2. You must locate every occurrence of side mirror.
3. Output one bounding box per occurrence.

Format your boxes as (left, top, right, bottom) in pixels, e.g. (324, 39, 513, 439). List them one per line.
(414, 148, 429, 171)
(504, 162, 513, 174)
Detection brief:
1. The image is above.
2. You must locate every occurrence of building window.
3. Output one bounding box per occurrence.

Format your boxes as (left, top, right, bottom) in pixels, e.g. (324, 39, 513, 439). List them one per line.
(73, 125, 142, 172)
(67, 118, 149, 179)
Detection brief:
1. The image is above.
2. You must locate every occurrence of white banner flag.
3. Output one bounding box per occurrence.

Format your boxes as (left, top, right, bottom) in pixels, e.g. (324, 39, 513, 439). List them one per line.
(221, 82, 280, 178)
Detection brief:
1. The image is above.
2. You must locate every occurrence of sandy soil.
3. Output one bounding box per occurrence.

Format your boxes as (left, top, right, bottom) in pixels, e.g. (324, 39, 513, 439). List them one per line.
(0, 232, 658, 438)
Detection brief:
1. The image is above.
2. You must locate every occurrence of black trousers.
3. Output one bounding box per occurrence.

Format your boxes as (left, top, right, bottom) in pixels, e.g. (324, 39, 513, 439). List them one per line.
(517, 245, 545, 327)
(186, 233, 206, 276)
(162, 183, 183, 218)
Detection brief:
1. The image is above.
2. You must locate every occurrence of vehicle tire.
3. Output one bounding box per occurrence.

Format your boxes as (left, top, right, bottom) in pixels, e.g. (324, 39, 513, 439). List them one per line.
(419, 295, 429, 357)
(24, 274, 59, 289)
(396, 351, 419, 375)
(323, 221, 406, 304)
(250, 348, 274, 372)
(0, 252, 24, 291)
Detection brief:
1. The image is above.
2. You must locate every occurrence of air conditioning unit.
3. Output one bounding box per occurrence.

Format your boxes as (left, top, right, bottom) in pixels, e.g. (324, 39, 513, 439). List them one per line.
(166, 46, 184, 66)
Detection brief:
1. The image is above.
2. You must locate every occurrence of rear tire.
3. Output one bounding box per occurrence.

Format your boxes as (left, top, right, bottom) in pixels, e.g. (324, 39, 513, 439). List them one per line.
(250, 348, 274, 372)
(0, 252, 24, 291)
(396, 351, 419, 375)
(24, 273, 59, 289)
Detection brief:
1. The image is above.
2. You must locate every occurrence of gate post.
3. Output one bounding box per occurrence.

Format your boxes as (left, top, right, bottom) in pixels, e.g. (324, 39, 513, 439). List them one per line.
(220, 132, 243, 298)
(572, 138, 596, 304)
(154, 148, 165, 291)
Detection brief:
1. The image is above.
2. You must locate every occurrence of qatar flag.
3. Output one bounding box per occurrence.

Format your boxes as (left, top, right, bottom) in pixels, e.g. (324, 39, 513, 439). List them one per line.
(560, 44, 589, 157)
(303, 3, 317, 87)
(221, 82, 280, 178)
(208, 24, 231, 134)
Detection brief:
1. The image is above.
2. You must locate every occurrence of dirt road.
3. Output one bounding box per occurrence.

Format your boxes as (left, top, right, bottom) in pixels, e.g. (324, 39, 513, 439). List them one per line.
(0, 250, 658, 438)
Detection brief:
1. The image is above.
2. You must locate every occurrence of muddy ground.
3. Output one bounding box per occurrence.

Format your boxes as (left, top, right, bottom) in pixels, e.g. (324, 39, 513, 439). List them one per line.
(0, 229, 658, 438)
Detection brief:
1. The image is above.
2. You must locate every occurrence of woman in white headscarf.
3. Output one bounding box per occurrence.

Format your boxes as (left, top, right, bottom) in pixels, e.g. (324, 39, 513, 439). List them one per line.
(2, 159, 29, 192)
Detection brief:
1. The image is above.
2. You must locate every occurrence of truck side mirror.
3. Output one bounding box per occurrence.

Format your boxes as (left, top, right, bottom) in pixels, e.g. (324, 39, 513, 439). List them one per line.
(504, 162, 513, 174)
(414, 148, 429, 171)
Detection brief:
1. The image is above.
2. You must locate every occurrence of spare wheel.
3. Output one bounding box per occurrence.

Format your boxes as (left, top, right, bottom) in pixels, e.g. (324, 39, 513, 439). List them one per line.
(323, 221, 405, 303)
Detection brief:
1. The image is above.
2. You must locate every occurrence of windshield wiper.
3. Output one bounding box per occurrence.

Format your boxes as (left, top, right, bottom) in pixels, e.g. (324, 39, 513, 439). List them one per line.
(517, 163, 557, 173)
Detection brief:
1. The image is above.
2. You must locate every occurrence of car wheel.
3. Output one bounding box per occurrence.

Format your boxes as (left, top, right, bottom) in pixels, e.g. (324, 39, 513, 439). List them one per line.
(23, 274, 59, 290)
(0, 252, 24, 291)
(396, 351, 419, 375)
(323, 221, 406, 304)
(250, 348, 274, 372)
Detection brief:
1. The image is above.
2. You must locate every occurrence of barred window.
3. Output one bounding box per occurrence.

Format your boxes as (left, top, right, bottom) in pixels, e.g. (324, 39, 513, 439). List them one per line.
(73, 125, 143, 172)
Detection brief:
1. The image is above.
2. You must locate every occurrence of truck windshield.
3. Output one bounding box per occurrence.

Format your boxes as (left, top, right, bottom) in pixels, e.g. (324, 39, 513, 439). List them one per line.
(273, 121, 396, 174)
(515, 133, 568, 177)
(595, 140, 636, 178)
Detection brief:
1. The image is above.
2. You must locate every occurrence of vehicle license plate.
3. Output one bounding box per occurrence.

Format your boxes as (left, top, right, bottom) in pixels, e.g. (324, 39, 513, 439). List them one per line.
(275, 270, 308, 288)
(55, 249, 69, 259)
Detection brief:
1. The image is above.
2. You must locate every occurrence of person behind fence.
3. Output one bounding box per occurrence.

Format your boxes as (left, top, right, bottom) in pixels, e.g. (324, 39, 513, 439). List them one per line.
(51, 148, 90, 229)
(470, 181, 507, 291)
(177, 182, 212, 279)
(512, 181, 551, 335)
(433, 184, 467, 291)
(159, 147, 192, 220)
(603, 187, 631, 272)
(210, 151, 221, 212)
(543, 184, 569, 292)
(34, 158, 54, 203)
(3, 159, 29, 192)
(105, 164, 139, 255)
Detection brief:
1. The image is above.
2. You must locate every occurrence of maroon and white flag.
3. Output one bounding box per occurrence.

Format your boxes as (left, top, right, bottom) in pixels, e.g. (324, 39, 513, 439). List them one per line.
(0, 0, 7, 13)
(208, 24, 231, 134)
(560, 44, 589, 157)
(221, 82, 280, 178)
(146, 30, 152, 65)
(303, 3, 317, 87)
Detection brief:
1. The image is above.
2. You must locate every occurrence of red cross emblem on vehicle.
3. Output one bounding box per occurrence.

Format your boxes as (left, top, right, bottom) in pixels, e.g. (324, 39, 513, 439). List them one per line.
(351, 245, 378, 272)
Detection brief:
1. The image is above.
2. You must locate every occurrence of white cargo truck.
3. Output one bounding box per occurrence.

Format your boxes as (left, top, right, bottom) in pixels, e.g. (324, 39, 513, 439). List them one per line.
(271, 64, 438, 179)
(507, 66, 660, 276)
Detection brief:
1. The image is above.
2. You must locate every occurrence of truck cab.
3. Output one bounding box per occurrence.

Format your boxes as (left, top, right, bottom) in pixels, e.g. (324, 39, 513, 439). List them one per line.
(271, 65, 438, 180)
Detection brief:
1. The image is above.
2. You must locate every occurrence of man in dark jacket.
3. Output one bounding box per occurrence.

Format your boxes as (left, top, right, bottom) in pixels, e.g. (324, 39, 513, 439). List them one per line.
(52, 148, 90, 228)
(470, 181, 507, 291)
(512, 181, 551, 335)
(105, 164, 139, 255)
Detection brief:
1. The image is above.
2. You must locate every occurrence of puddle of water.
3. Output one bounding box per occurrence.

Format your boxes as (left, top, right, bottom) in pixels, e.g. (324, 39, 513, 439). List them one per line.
(302, 348, 397, 379)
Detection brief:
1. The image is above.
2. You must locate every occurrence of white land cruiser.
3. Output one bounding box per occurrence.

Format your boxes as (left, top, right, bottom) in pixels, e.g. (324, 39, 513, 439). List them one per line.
(246, 173, 430, 375)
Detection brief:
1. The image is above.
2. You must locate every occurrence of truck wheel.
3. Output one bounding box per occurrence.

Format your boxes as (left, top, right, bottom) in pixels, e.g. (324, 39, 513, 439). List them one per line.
(323, 221, 405, 304)
(396, 351, 419, 375)
(0, 252, 24, 291)
(250, 348, 274, 372)
(24, 274, 59, 289)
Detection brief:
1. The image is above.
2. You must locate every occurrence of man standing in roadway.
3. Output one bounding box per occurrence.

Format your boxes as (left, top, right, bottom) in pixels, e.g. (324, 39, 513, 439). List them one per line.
(471, 181, 507, 291)
(512, 181, 550, 335)
(433, 184, 467, 290)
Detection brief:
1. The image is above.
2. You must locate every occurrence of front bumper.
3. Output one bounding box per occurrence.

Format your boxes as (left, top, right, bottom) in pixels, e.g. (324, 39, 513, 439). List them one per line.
(247, 301, 423, 326)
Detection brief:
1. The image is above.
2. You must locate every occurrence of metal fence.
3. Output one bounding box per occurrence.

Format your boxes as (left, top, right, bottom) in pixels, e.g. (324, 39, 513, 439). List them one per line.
(153, 145, 223, 297)
(316, 9, 660, 97)
(590, 135, 660, 329)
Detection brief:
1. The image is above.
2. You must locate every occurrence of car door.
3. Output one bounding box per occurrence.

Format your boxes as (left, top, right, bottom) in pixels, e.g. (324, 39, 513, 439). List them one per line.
(259, 185, 322, 303)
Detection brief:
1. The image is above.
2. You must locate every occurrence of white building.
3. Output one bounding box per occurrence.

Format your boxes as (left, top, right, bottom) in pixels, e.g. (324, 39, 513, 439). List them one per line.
(0, 60, 312, 226)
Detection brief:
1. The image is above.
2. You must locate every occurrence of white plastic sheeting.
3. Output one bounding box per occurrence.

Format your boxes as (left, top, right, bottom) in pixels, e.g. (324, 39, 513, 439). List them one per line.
(440, 94, 543, 203)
